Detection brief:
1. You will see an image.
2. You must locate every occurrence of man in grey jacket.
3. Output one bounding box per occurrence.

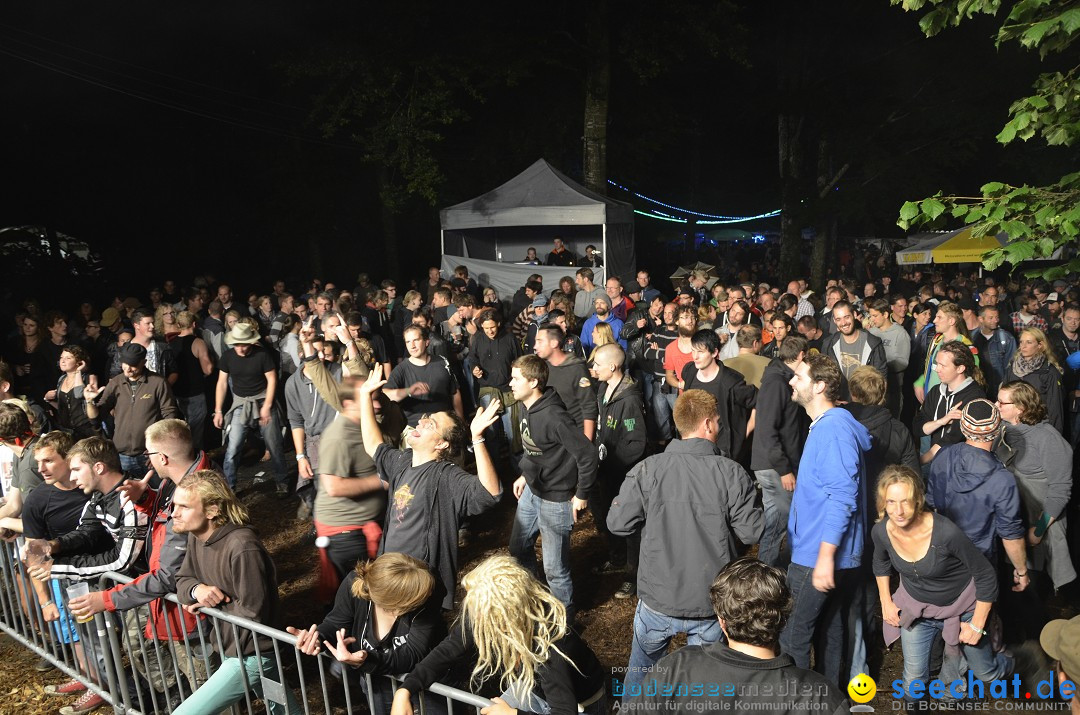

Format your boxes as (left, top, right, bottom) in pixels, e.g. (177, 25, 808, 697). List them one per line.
(608, 389, 762, 691)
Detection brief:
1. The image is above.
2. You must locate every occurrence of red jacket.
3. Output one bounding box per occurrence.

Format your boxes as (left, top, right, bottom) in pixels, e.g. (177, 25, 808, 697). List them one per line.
(101, 452, 213, 640)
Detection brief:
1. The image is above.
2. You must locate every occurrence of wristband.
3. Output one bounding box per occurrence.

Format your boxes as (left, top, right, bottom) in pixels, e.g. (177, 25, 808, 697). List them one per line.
(471, 437, 485, 445)
(42, 600, 55, 608)
(1014, 569, 1027, 578)
(296, 454, 308, 462)
(966, 622, 986, 636)
(1034, 512, 1051, 538)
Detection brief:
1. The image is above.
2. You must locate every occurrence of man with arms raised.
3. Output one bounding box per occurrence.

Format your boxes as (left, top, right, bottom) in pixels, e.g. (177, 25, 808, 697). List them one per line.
(357, 365, 502, 609)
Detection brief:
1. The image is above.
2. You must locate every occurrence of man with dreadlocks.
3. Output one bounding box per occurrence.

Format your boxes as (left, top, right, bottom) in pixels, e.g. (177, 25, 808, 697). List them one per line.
(357, 365, 502, 609)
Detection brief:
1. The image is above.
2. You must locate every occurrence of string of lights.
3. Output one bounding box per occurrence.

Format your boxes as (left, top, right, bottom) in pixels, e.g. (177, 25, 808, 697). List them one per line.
(611, 179, 781, 223)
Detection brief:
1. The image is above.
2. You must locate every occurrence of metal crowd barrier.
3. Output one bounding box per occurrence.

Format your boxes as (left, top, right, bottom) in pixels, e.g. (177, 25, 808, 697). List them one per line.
(0, 544, 490, 714)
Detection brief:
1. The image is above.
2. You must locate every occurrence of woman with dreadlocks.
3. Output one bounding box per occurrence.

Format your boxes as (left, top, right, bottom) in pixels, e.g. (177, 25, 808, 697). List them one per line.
(390, 555, 606, 715)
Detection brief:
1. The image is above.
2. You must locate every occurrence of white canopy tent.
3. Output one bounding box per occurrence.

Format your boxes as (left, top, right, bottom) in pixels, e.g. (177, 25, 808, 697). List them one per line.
(439, 159, 635, 284)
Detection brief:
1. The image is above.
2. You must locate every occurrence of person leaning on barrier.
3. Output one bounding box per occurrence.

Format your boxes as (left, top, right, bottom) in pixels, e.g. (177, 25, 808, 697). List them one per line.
(287, 553, 445, 712)
(620, 557, 848, 714)
(392, 555, 606, 715)
(68, 419, 214, 698)
(172, 469, 302, 715)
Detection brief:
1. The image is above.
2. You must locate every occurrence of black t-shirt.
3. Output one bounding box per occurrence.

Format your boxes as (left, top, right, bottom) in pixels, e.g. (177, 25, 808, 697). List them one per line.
(219, 345, 277, 397)
(385, 357, 458, 424)
(22, 484, 90, 540)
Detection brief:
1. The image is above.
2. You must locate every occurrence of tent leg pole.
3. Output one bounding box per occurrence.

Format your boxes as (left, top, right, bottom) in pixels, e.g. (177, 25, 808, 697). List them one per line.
(602, 224, 607, 275)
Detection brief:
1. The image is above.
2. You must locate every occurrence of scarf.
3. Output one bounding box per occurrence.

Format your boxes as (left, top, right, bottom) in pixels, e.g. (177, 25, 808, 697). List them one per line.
(1010, 352, 1046, 379)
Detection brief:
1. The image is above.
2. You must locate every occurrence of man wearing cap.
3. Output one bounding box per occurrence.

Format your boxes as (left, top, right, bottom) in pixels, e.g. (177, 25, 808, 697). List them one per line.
(522, 294, 550, 355)
(676, 285, 698, 307)
(84, 342, 180, 474)
(580, 294, 626, 353)
(1041, 616, 1080, 714)
(213, 323, 288, 495)
(1044, 292, 1065, 331)
(926, 399, 1030, 590)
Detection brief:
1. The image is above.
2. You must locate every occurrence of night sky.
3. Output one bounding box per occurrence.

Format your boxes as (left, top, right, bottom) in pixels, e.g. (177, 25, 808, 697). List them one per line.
(0, 1, 1070, 301)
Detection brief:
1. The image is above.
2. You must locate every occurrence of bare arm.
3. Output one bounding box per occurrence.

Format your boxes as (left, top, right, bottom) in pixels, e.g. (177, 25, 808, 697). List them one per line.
(470, 402, 503, 497)
(192, 338, 214, 376)
(319, 473, 385, 498)
(0, 489, 23, 520)
(1002, 537, 1030, 592)
(358, 367, 388, 459)
(214, 370, 229, 414)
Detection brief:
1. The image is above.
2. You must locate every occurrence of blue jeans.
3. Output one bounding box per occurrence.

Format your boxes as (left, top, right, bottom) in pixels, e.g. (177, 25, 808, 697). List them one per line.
(754, 469, 793, 568)
(508, 484, 574, 614)
(624, 600, 723, 692)
(222, 403, 287, 488)
(120, 452, 149, 475)
(780, 562, 858, 686)
(651, 387, 676, 441)
(177, 394, 207, 452)
(897, 612, 1012, 699)
(173, 653, 300, 715)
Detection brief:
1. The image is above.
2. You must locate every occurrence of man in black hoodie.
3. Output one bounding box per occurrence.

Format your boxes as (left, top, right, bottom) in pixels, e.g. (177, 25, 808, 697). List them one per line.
(590, 343, 647, 599)
(915, 341, 986, 466)
(508, 354, 598, 619)
(533, 324, 597, 440)
(750, 337, 810, 568)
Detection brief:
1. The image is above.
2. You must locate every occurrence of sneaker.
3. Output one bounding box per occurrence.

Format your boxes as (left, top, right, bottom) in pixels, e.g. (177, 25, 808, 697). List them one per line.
(614, 581, 636, 599)
(591, 560, 626, 576)
(35, 657, 55, 672)
(45, 679, 87, 696)
(59, 690, 105, 715)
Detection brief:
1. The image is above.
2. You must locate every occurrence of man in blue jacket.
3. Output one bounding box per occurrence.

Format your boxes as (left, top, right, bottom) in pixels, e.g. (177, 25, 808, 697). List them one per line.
(781, 353, 872, 688)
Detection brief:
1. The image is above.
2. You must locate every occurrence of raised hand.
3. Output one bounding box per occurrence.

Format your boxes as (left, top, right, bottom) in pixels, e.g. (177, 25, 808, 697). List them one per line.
(470, 400, 501, 438)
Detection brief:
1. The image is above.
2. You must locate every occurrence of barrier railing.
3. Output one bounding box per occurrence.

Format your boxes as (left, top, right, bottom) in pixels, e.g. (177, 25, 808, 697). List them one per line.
(0, 543, 491, 714)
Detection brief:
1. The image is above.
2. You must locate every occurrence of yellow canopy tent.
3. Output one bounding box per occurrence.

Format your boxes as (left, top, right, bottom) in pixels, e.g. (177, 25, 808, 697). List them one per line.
(895, 227, 1006, 265)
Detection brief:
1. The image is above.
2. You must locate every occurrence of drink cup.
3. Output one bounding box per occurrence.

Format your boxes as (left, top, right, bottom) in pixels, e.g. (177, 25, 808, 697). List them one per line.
(66, 582, 93, 623)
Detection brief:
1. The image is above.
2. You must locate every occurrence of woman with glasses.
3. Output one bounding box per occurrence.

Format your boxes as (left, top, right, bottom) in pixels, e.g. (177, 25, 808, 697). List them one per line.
(154, 304, 181, 343)
(1005, 327, 1065, 434)
(995, 381, 1075, 591)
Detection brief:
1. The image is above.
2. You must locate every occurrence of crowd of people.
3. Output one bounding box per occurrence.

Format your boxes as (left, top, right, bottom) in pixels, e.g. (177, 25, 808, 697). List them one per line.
(1, 242, 1079, 714)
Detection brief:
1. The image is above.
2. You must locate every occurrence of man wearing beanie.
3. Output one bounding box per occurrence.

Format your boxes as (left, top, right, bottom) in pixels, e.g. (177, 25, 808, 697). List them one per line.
(1040, 616, 1080, 714)
(926, 398, 1030, 591)
(83, 342, 180, 474)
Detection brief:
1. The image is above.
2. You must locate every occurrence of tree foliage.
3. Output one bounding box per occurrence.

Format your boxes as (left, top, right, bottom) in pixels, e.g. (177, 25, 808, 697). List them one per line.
(892, 0, 1080, 277)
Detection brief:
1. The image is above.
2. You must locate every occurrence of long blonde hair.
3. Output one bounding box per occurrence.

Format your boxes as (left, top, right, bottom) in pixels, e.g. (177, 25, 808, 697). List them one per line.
(178, 470, 250, 527)
(460, 555, 574, 698)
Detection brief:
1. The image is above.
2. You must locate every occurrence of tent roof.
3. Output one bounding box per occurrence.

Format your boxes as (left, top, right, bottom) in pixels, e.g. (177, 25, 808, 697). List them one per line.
(896, 226, 1006, 265)
(440, 159, 634, 230)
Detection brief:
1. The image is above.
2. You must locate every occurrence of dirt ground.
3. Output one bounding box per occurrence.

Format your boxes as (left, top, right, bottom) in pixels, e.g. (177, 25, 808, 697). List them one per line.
(3, 452, 1077, 714)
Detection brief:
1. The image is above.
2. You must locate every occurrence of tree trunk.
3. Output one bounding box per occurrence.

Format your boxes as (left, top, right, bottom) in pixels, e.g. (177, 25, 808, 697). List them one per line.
(778, 112, 804, 280)
(376, 166, 400, 281)
(583, 0, 609, 195)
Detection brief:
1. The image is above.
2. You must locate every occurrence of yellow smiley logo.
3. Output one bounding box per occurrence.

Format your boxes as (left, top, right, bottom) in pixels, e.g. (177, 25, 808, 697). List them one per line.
(847, 673, 876, 704)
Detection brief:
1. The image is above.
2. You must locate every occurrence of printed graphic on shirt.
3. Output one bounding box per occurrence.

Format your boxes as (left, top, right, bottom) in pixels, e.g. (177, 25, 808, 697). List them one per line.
(519, 418, 541, 458)
(393, 484, 415, 525)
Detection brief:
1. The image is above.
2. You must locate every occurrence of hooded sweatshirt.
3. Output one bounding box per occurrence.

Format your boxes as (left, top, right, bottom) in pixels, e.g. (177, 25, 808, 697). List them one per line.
(176, 523, 279, 658)
(842, 403, 920, 481)
(596, 374, 646, 471)
(925, 443, 1024, 560)
(546, 355, 599, 429)
(520, 388, 598, 501)
(915, 378, 986, 452)
(789, 407, 873, 571)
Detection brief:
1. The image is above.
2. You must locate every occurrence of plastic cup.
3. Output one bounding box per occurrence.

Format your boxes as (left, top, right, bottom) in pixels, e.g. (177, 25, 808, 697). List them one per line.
(66, 581, 93, 623)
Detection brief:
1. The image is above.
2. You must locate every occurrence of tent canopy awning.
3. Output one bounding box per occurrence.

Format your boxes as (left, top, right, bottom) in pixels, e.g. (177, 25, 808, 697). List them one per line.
(439, 159, 634, 230)
(895, 227, 1006, 265)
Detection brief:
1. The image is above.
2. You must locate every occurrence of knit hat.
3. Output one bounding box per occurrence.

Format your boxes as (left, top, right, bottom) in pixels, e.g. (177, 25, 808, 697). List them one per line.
(593, 293, 612, 309)
(960, 399, 1000, 442)
(1041, 616, 1080, 680)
